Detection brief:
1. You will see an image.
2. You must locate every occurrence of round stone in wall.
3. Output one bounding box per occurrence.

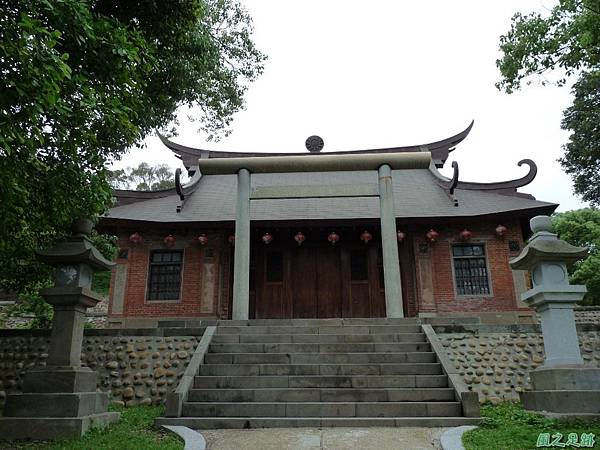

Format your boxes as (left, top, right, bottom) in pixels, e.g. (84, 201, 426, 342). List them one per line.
(305, 135, 324, 153)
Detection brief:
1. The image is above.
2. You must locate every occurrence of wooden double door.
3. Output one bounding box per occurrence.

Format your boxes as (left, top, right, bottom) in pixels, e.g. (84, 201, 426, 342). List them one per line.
(252, 242, 386, 319)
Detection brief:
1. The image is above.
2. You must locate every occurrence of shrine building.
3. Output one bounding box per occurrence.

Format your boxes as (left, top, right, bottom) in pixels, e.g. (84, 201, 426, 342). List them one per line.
(99, 122, 557, 328)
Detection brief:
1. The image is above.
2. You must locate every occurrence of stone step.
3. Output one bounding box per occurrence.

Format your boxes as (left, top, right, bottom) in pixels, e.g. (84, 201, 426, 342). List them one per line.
(209, 342, 431, 354)
(194, 375, 448, 389)
(181, 401, 462, 418)
(215, 325, 422, 335)
(187, 387, 456, 403)
(214, 318, 420, 327)
(198, 363, 443, 377)
(155, 416, 481, 429)
(204, 351, 437, 365)
(211, 333, 426, 344)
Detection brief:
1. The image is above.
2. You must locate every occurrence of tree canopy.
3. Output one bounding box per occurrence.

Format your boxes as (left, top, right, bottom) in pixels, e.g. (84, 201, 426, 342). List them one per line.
(552, 208, 600, 305)
(109, 163, 176, 191)
(0, 0, 265, 295)
(496, 0, 600, 205)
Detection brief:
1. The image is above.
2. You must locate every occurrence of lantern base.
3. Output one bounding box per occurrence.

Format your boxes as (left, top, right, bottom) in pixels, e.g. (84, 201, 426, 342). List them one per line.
(520, 366, 600, 416)
(0, 367, 120, 440)
(0, 412, 120, 440)
(530, 366, 600, 391)
(23, 367, 97, 393)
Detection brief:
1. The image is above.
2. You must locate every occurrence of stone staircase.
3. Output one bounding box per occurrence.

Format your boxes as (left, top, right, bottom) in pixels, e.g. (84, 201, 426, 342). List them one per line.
(157, 318, 480, 429)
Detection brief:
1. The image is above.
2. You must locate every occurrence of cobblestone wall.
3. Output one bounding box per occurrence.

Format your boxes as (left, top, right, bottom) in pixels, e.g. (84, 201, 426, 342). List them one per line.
(574, 308, 600, 324)
(438, 331, 600, 405)
(0, 334, 199, 411)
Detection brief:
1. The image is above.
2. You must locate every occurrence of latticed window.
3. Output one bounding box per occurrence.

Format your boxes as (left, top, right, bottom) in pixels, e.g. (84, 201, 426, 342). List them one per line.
(452, 244, 490, 296)
(147, 251, 183, 300)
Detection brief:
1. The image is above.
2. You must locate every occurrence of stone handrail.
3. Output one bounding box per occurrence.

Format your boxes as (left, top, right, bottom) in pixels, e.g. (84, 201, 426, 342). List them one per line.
(166, 326, 216, 417)
(421, 324, 480, 417)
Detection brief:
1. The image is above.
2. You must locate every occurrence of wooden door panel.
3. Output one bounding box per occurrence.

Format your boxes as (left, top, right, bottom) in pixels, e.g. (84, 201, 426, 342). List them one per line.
(256, 248, 287, 319)
(316, 246, 342, 318)
(291, 246, 317, 318)
(369, 246, 386, 317)
(349, 282, 370, 317)
(258, 284, 285, 318)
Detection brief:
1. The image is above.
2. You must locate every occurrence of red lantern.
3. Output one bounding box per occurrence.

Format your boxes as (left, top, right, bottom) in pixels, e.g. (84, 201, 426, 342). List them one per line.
(459, 229, 473, 241)
(397, 230, 406, 242)
(129, 232, 143, 245)
(262, 232, 273, 245)
(495, 225, 507, 237)
(294, 231, 306, 246)
(197, 233, 209, 246)
(164, 234, 176, 247)
(360, 230, 373, 244)
(426, 229, 439, 243)
(228, 234, 235, 245)
(328, 231, 340, 245)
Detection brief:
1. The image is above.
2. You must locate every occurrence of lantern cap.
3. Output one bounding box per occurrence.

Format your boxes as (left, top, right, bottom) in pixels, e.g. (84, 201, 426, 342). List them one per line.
(35, 218, 115, 271)
(509, 215, 587, 270)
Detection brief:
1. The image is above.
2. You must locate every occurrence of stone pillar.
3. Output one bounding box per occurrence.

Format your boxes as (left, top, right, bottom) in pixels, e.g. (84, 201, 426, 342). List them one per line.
(47, 303, 87, 367)
(378, 164, 404, 318)
(232, 168, 251, 320)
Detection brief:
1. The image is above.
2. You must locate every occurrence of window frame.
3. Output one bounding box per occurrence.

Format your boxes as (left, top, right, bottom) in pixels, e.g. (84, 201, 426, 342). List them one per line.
(146, 249, 185, 303)
(450, 241, 493, 299)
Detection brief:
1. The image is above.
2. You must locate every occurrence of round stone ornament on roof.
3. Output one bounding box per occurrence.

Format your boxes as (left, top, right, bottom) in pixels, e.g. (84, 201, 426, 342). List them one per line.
(305, 135, 324, 153)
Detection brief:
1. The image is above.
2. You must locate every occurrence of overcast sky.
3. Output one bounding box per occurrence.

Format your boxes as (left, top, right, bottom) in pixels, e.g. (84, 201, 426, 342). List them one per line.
(112, 0, 587, 212)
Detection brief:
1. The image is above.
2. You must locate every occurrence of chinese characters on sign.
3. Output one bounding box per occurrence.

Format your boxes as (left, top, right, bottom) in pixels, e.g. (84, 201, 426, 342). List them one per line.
(536, 432, 596, 448)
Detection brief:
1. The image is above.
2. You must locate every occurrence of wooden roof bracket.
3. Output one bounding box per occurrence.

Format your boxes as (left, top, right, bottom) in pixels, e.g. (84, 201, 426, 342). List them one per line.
(433, 159, 538, 201)
(175, 166, 202, 213)
(447, 161, 459, 207)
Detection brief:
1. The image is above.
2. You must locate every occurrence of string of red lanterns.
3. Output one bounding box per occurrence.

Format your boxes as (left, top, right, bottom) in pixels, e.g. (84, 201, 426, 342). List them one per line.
(459, 229, 472, 241)
(127, 225, 509, 252)
(163, 234, 176, 247)
(129, 232, 143, 245)
(360, 230, 372, 244)
(327, 231, 340, 245)
(426, 229, 439, 243)
(294, 232, 306, 246)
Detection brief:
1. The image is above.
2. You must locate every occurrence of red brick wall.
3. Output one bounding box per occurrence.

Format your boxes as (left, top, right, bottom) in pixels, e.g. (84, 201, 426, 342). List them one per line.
(108, 231, 226, 320)
(412, 219, 525, 314)
(108, 220, 527, 320)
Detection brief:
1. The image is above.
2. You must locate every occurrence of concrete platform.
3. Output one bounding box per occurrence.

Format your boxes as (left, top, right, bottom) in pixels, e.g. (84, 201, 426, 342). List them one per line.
(156, 416, 480, 429)
(199, 427, 448, 449)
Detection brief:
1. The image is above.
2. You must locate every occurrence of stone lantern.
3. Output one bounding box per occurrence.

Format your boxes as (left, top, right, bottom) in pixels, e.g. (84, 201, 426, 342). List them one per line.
(510, 215, 600, 417)
(0, 219, 120, 439)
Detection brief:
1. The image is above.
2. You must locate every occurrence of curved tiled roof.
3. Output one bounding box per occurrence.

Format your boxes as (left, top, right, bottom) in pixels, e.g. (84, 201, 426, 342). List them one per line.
(104, 122, 557, 225)
(159, 121, 474, 170)
(104, 169, 556, 224)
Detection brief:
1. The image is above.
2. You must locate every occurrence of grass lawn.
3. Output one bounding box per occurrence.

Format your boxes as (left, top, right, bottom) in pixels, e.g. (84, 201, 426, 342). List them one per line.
(0, 405, 183, 450)
(463, 402, 600, 450)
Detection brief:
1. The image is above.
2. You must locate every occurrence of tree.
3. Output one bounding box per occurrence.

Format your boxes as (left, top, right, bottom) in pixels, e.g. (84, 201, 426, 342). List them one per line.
(108, 163, 177, 191)
(0, 0, 266, 299)
(496, 0, 600, 204)
(552, 208, 600, 305)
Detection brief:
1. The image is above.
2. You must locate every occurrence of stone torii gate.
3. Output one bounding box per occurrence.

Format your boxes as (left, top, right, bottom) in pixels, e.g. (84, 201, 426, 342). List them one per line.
(196, 151, 433, 320)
